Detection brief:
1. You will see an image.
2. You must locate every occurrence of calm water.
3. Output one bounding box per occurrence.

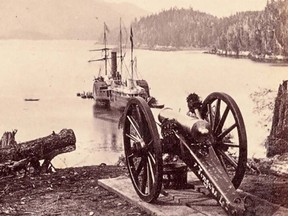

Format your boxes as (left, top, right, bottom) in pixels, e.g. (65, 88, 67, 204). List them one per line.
(0, 40, 287, 167)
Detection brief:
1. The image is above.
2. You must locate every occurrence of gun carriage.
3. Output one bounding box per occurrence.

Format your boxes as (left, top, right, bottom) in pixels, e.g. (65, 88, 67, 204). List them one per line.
(122, 92, 250, 215)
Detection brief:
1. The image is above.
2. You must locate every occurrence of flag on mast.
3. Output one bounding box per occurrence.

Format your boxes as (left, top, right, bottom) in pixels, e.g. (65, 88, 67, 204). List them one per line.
(104, 22, 110, 33)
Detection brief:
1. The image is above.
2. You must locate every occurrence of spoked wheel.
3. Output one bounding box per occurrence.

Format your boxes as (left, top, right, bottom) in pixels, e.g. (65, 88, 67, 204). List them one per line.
(122, 97, 163, 203)
(201, 92, 247, 188)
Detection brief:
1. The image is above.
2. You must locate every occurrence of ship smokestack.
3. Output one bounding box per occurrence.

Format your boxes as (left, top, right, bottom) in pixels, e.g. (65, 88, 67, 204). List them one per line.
(111, 51, 117, 78)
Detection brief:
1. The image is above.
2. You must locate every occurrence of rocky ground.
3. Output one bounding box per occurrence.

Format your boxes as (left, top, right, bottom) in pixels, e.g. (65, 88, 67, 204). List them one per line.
(0, 165, 287, 216)
(0, 166, 148, 216)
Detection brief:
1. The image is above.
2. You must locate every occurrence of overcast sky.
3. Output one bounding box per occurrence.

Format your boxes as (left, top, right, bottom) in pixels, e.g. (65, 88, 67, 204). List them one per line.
(106, 0, 268, 17)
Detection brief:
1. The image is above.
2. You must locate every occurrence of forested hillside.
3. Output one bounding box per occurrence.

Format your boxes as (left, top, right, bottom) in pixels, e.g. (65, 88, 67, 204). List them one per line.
(133, 8, 218, 49)
(132, 0, 288, 56)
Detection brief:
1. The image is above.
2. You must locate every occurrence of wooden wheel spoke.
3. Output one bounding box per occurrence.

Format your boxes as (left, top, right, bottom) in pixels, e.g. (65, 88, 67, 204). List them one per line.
(148, 151, 156, 164)
(135, 105, 144, 133)
(145, 140, 154, 151)
(146, 163, 152, 194)
(217, 149, 238, 170)
(127, 115, 142, 139)
(218, 154, 228, 173)
(147, 156, 155, 184)
(135, 157, 146, 177)
(208, 104, 214, 129)
(125, 133, 140, 142)
(221, 142, 240, 148)
(218, 123, 237, 140)
(215, 106, 230, 135)
(140, 159, 148, 193)
(127, 152, 134, 160)
(142, 122, 151, 144)
(213, 99, 221, 131)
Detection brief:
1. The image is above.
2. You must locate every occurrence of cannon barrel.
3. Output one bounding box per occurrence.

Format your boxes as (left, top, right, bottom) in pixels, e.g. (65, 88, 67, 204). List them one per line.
(122, 95, 249, 214)
(158, 108, 210, 141)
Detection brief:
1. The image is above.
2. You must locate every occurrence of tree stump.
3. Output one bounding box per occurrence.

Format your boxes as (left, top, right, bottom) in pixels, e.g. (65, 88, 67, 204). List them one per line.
(0, 129, 76, 175)
(0, 129, 17, 149)
(266, 80, 288, 157)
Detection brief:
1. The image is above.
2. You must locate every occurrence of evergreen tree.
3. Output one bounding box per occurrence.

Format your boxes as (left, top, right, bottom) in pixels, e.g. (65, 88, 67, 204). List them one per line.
(129, 0, 288, 56)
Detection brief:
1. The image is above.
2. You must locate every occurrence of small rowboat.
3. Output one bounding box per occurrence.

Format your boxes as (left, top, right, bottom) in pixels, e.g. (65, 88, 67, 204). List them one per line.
(24, 98, 40, 102)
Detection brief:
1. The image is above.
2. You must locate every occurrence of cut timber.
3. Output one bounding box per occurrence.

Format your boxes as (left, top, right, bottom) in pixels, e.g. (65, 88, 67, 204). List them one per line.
(0, 129, 76, 174)
(0, 129, 76, 163)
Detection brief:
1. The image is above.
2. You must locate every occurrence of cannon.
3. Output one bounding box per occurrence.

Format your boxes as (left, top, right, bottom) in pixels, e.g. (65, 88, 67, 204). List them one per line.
(122, 92, 251, 215)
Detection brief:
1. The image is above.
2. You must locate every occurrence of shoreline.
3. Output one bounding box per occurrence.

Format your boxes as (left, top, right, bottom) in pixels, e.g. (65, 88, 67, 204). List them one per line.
(135, 44, 288, 64)
(204, 50, 288, 64)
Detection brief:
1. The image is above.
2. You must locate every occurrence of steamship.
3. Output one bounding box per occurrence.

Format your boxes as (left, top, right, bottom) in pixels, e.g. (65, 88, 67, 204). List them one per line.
(89, 21, 163, 110)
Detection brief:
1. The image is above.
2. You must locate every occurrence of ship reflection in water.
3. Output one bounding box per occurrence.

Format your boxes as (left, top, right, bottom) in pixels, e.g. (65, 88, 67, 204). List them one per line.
(53, 103, 124, 168)
(92, 103, 123, 153)
(93, 103, 122, 124)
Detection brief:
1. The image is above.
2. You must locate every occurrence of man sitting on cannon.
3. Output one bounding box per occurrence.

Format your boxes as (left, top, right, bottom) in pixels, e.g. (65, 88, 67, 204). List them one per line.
(186, 93, 202, 118)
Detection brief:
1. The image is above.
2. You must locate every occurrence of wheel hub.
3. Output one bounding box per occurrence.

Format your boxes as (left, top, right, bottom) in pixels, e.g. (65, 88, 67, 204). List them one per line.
(132, 140, 147, 155)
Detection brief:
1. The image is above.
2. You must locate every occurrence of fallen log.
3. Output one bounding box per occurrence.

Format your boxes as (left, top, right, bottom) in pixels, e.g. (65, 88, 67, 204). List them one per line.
(0, 158, 30, 176)
(0, 129, 76, 175)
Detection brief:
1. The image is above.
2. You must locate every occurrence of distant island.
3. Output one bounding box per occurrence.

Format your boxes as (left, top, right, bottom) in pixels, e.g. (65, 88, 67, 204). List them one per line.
(131, 0, 288, 62)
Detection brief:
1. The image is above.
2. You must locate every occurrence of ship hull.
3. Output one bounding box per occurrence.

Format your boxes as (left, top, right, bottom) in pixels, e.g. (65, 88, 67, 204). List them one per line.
(92, 76, 163, 111)
(93, 80, 110, 107)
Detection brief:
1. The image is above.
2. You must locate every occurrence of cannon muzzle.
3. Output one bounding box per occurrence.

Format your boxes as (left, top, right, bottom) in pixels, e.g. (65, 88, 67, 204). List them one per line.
(158, 108, 211, 142)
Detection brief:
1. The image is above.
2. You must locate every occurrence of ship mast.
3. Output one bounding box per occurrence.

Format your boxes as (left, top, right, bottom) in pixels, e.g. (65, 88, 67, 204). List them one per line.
(88, 22, 110, 77)
(104, 22, 108, 75)
(119, 18, 123, 76)
(130, 27, 134, 81)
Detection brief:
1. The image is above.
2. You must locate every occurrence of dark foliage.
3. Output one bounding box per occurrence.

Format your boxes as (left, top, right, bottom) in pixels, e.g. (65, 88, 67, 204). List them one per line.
(130, 1, 288, 56)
